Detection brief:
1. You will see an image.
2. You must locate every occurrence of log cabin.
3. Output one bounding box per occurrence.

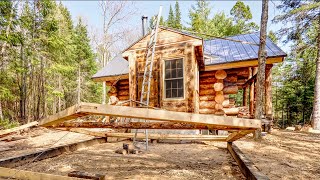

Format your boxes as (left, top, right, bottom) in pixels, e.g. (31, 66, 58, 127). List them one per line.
(92, 27, 286, 121)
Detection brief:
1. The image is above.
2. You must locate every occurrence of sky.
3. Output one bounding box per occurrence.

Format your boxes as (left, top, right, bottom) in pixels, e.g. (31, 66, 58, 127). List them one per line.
(62, 0, 288, 51)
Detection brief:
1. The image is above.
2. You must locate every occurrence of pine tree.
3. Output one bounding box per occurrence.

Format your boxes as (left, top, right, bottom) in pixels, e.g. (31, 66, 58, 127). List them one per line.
(174, 1, 182, 29)
(167, 5, 175, 28)
(274, 0, 320, 130)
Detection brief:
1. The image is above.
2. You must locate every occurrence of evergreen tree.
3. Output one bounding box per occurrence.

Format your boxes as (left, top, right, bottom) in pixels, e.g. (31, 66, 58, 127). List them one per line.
(174, 1, 182, 29)
(274, 0, 320, 129)
(188, 0, 211, 34)
(230, 1, 259, 33)
(167, 5, 175, 28)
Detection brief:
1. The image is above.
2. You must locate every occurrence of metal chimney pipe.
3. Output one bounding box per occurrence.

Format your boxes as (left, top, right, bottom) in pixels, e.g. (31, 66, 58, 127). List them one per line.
(141, 16, 148, 36)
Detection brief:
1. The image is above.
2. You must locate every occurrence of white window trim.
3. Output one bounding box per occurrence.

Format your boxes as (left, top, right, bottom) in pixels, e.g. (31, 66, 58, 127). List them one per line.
(162, 57, 186, 100)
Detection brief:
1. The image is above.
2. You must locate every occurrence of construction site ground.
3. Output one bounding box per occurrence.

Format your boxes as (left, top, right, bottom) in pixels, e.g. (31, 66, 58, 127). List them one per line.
(1, 128, 320, 179)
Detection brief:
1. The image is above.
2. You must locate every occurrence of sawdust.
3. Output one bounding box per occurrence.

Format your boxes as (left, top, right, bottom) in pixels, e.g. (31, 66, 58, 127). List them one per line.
(17, 141, 244, 179)
(234, 129, 320, 179)
(0, 127, 94, 159)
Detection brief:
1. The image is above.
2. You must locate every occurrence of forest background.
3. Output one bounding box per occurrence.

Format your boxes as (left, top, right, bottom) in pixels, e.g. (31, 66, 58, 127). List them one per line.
(0, 0, 319, 130)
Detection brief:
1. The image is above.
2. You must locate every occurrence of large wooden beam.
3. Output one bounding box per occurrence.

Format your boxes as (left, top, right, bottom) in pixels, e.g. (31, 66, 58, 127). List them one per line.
(0, 121, 38, 138)
(51, 121, 247, 131)
(0, 167, 81, 180)
(227, 143, 269, 180)
(226, 130, 253, 142)
(40, 102, 261, 131)
(67, 129, 228, 141)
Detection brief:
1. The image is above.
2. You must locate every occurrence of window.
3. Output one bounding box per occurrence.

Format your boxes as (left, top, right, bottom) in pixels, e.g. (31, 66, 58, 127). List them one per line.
(164, 58, 184, 99)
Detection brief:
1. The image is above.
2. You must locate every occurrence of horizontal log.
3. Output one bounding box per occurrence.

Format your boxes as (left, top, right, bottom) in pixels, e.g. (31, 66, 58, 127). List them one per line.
(199, 101, 216, 109)
(118, 85, 129, 90)
(199, 109, 216, 114)
(40, 102, 262, 131)
(118, 80, 129, 85)
(223, 108, 239, 116)
(118, 95, 129, 101)
(223, 86, 238, 94)
(199, 95, 215, 101)
(199, 84, 214, 90)
(199, 89, 215, 96)
(224, 75, 238, 83)
(226, 68, 249, 77)
(199, 71, 215, 78)
(118, 90, 129, 96)
(199, 77, 217, 84)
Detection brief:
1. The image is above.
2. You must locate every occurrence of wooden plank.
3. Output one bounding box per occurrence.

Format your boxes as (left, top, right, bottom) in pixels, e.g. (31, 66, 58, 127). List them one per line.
(51, 121, 216, 130)
(227, 142, 269, 180)
(67, 129, 228, 141)
(0, 121, 38, 138)
(0, 167, 81, 180)
(226, 130, 253, 142)
(203, 57, 284, 71)
(0, 138, 106, 168)
(40, 102, 261, 131)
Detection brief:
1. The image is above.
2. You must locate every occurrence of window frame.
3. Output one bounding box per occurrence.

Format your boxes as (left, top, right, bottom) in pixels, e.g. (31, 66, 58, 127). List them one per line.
(162, 57, 185, 100)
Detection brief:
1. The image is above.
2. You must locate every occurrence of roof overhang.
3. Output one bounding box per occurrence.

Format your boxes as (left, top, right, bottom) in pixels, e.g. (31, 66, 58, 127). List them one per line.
(92, 74, 129, 82)
(203, 56, 285, 71)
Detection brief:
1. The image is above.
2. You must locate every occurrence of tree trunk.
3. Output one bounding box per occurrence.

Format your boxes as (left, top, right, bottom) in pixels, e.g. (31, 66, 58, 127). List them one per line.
(254, 0, 269, 139)
(77, 67, 81, 104)
(312, 15, 320, 130)
(58, 75, 61, 112)
(0, 101, 3, 120)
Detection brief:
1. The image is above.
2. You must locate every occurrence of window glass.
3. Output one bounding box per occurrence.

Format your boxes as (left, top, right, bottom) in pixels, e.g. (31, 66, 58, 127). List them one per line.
(164, 59, 184, 98)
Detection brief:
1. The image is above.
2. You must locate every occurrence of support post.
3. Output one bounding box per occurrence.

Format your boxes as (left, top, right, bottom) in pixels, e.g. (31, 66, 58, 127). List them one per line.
(265, 65, 273, 132)
(243, 87, 248, 106)
(249, 67, 257, 116)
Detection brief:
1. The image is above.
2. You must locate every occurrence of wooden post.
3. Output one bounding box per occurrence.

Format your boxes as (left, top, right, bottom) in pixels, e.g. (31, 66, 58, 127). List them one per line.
(249, 67, 258, 116)
(242, 87, 248, 106)
(265, 65, 273, 132)
(128, 52, 136, 107)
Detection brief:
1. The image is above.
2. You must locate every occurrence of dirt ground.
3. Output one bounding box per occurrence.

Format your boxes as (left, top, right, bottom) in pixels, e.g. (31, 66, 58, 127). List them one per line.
(16, 141, 244, 180)
(233, 130, 320, 180)
(0, 127, 94, 159)
(1, 128, 320, 179)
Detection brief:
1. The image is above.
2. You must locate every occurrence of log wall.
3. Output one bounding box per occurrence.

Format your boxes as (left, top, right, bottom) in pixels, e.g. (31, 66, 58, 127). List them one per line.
(199, 67, 251, 116)
(124, 29, 202, 112)
(106, 79, 130, 106)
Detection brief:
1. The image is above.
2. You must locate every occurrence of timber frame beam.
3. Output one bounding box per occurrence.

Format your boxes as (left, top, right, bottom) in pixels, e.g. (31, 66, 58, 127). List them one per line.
(227, 142, 269, 180)
(39, 102, 261, 132)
